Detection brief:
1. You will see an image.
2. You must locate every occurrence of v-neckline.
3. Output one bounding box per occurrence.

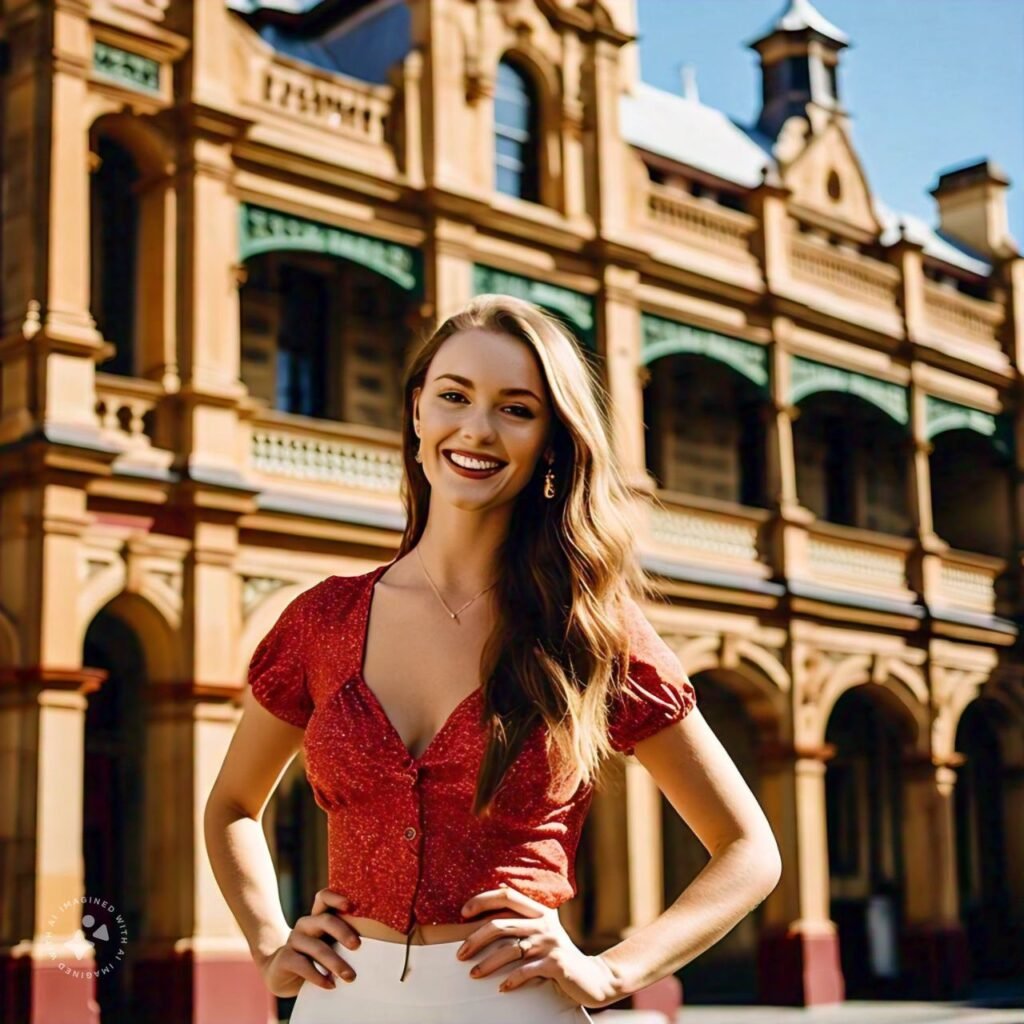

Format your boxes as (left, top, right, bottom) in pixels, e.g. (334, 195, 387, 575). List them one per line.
(355, 558, 483, 765)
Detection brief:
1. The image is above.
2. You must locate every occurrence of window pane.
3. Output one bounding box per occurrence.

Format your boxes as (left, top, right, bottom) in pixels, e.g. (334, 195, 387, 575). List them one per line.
(496, 165, 522, 197)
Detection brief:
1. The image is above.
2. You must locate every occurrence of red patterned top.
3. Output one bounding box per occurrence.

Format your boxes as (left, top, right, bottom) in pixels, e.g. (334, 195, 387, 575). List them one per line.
(247, 557, 696, 978)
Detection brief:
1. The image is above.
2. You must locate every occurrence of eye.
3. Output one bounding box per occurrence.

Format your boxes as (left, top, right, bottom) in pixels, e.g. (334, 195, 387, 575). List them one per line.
(438, 391, 535, 419)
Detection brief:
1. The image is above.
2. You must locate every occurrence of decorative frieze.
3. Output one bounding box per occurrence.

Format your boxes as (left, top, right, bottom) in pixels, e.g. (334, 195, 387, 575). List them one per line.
(239, 204, 420, 292)
(790, 355, 908, 425)
(92, 41, 161, 95)
(641, 313, 768, 388)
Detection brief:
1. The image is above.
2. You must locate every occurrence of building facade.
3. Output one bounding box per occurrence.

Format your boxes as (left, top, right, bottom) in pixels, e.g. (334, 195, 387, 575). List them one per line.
(1, 0, 1022, 1021)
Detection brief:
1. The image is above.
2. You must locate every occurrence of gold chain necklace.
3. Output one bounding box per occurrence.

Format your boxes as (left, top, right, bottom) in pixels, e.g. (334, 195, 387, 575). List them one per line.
(414, 545, 498, 622)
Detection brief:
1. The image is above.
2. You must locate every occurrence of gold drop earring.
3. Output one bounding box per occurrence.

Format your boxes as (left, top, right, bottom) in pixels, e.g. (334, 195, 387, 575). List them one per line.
(414, 429, 422, 463)
(543, 452, 555, 499)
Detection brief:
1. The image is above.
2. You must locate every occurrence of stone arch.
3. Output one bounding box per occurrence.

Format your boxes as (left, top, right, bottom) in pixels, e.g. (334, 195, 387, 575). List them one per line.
(814, 652, 929, 755)
(91, 590, 182, 684)
(673, 633, 789, 742)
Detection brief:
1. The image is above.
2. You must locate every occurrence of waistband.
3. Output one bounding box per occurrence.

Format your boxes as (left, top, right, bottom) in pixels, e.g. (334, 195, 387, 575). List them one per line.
(327, 934, 523, 991)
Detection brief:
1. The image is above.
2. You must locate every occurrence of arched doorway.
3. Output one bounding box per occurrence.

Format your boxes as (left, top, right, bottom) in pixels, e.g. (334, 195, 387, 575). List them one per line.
(665, 674, 763, 1003)
(82, 609, 147, 1021)
(825, 686, 912, 999)
(954, 698, 1017, 979)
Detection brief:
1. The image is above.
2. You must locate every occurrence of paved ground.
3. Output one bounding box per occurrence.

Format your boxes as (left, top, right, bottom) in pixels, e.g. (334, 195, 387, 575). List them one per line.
(662, 980, 1024, 1024)
(671, 1003, 1023, 1024)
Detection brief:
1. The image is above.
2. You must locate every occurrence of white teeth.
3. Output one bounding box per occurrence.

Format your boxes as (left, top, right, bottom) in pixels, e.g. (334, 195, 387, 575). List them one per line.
(448, 451, 502, 471)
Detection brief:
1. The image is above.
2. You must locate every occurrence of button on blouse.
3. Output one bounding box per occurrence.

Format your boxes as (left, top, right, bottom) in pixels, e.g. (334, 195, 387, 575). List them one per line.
(247, 559, 697, 980)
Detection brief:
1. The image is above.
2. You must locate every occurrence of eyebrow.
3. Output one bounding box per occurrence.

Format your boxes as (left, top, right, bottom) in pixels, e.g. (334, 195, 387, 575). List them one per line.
(433, 373, 542, 402)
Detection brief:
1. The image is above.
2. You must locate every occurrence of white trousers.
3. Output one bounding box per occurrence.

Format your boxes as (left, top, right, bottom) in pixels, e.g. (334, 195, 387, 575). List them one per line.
(289, 935, 595, 1023)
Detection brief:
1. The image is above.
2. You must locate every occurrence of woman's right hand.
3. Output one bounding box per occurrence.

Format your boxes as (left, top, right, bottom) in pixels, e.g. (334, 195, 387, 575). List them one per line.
(257, 889, 362, 997)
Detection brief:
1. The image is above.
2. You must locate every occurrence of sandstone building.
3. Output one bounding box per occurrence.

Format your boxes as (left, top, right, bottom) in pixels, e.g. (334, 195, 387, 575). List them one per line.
(0, 0, 1021, 1021)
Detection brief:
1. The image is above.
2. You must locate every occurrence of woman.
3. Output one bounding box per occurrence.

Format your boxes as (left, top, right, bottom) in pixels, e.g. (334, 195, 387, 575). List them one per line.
(204, 295, 782, 1023)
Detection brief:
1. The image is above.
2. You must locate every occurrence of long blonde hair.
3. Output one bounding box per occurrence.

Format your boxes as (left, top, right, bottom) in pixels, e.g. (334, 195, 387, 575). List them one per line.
(397, 294, 657, 814)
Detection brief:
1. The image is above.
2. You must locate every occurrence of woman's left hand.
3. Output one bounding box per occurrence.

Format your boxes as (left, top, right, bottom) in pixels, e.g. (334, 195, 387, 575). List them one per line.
(456, 884, 625, 1010)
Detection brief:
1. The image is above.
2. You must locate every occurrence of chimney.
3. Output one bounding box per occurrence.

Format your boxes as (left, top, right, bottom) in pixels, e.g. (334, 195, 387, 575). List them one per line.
(930, 159, 1013, 258)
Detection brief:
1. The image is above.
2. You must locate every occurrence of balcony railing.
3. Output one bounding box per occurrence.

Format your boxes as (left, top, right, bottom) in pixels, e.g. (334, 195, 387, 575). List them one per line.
(922, 281, 1004, 349)
(254, 61, 391, 145)
(245, 407, 403, 496)
(645, 185, 758, 259)
(803, 519, 915, 602)
(645, 490, 773, 579)
(789, 234, 902, 311)
(933, 549, 1004, 616)
(94, 373, 161, 450)
(235, 21, 398, 178)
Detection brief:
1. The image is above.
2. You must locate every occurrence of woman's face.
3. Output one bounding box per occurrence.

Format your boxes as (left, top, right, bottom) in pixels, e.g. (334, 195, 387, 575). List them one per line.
(411, 328, 554, 510)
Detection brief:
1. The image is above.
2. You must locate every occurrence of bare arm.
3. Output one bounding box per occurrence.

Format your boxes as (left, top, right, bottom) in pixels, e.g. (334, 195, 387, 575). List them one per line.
(597, 705, 782, 998)
(202, 690, 360, 993)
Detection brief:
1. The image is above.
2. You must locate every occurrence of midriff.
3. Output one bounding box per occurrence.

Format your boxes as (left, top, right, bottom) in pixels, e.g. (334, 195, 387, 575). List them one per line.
(339, 913, 500, 944)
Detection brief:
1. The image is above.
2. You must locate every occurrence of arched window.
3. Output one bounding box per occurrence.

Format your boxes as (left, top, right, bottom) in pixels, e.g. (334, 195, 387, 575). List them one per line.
(90, 135, 140, 377)
(494, 58, 539, 202)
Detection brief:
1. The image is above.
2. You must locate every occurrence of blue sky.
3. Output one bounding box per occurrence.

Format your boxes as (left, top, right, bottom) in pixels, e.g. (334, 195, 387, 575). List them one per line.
(635, 0, 1024, 249)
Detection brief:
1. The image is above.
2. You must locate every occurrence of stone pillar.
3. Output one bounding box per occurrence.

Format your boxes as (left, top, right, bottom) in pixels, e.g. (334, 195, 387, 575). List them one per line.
(424, 218, 474, 326)
(899, 757, 971, 999)
(0, 2, 112, 450)
(132, 690, 274, 1024)
(904, 383, 947, 600)
(599, 266, 646, 484)
(0, 668, 105, 1024)
(757, 741, 845, 1006)
(748, 171, 792, 296)
(582, 25, 632, 237)
(764, 334, 813, 580)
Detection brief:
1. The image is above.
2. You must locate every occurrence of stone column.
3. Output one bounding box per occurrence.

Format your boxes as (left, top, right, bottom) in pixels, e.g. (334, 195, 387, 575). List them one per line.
(899, 756, 971, 999)
(905, 383, 946, 600)
(424, 218, 474, 326)
(764, 334, 813, 580)
(0, 667, 105, 1024)
(757, 740, 846, 1006)
(0, 2, 112, 451)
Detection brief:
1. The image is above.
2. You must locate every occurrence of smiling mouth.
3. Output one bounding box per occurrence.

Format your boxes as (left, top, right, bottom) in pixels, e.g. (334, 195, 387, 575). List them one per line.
(441, 450, 507, 477)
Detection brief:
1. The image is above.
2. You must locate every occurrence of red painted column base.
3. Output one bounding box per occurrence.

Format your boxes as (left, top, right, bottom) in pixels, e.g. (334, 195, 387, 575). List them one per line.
(757, 925, 846, 1006)
(134, 948, 275, 1024)
(900, 922, 972, 1000)
(0, 948, 100, 1024)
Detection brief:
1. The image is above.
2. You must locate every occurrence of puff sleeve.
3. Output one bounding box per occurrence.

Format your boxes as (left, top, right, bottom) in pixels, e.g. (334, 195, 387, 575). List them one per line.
(607, 595, 697, 756)
(247, 589, 314, 729)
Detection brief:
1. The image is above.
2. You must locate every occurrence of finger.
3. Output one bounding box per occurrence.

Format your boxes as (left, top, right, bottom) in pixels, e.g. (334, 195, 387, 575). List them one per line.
(279, 947, 339, 990)
(461, 886, 540, 921)
(498, 953, 555, 993)
(289, 932, 356, 981)
(467, 934, 533, 979)
(293, 910, 362, 951)
(310, 889, 350, 917)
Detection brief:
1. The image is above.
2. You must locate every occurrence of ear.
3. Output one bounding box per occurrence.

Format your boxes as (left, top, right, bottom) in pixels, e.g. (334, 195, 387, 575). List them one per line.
(411, 386, 421, 431)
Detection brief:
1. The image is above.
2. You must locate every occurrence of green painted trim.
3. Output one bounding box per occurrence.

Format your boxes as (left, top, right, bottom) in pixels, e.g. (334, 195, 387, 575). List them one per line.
(924, 395, 996, 440)
(92, 42, 160, 95)
(472, 265, 595, 348)
(640, 313, 768, 388)
(925, 395, 1013, 457)
(790, 355, 908, 425)
(239, 204, 420, 292)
